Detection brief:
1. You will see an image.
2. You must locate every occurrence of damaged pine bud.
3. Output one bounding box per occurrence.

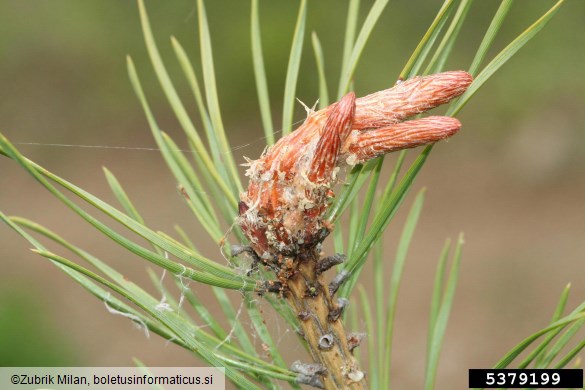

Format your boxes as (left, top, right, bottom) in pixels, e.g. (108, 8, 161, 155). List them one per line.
(239, 71, 472, 258)
(237, 71, 472, 389)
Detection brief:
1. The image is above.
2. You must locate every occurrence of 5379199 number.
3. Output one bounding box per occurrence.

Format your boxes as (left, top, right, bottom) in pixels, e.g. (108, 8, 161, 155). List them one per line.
(469, 369, 583, 388)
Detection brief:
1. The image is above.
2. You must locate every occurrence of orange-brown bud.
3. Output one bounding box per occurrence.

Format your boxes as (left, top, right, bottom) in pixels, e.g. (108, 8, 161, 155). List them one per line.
(309, 92, 356, 182)
(353, 70, 472, 129)
(341, 116, 462, 164)
(239, 71, 472, 257)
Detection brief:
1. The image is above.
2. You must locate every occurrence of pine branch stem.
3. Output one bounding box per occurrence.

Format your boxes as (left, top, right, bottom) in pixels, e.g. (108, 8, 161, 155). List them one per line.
(285, 249, 365, 389)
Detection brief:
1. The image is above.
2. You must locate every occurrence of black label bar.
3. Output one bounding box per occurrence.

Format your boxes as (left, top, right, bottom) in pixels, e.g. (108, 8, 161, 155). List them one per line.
(469, 369, 583, 388)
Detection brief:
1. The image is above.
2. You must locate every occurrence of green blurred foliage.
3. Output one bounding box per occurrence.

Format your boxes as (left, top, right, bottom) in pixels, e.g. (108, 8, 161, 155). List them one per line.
(0, 287, 78, 366)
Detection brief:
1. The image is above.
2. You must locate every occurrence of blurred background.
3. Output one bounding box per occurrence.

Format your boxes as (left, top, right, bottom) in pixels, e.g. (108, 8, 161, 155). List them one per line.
(1, 0, 584, 388)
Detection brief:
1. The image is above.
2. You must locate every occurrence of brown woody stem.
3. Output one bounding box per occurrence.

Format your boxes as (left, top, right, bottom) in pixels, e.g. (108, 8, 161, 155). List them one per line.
(285, 249, 365, 389)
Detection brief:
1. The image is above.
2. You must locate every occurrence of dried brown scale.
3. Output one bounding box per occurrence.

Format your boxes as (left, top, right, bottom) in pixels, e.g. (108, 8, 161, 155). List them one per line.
(346, 333, 366, 354)
(238, 70, 472, 389)
(329, 270, 350, 297)
(298, 310, 312, 321)
(328, 298, 349, 322)
(316, 254, 346, 274)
